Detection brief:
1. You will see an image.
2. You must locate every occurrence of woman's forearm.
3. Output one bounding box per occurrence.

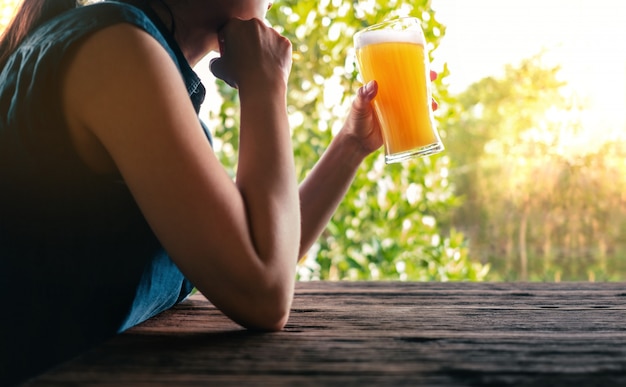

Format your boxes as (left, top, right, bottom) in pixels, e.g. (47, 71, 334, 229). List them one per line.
(298, 128, 370, 259)
(237, 84, 301, 268)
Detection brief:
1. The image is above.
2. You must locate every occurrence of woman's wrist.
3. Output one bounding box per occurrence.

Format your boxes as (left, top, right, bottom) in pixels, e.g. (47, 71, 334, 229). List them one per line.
(332, 127, 372, 169)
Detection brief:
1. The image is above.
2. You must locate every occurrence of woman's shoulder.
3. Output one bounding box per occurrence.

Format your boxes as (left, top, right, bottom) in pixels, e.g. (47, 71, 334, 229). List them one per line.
(23, 2, 168, 52)
(1, 2, 181, 97)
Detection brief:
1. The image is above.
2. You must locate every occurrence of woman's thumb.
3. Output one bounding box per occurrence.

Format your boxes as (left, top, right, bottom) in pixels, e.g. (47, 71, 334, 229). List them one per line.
(358, 80, 377, 100)
(209, 57, 238, 89)
(354, 80, 377, 112)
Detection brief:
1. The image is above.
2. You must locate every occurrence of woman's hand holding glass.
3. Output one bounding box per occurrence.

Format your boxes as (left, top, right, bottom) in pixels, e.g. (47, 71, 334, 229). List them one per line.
(341, 70, 438, 158)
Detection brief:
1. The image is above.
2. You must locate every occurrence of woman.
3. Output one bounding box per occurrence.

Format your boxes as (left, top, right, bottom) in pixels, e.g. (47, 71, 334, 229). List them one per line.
(0, 0, 434, 384)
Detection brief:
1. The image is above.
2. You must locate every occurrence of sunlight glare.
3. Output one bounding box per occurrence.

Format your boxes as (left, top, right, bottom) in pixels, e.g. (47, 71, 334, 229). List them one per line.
(431, 0, 626, 150)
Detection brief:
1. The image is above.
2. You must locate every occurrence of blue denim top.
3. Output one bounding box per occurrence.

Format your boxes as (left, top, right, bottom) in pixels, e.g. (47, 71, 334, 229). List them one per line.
(0, 2, 209, 384)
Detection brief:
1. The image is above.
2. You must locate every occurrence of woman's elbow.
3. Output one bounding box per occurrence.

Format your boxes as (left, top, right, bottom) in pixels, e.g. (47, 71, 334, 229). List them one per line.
(249, 309, 291, 332)
(246, 255, 297, 331)
(229, 274, 294, 331)
(241, 296, 292, 332)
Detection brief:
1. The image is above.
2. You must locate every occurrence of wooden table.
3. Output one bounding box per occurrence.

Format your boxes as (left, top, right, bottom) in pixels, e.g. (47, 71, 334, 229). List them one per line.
(26, 282, 626, 386)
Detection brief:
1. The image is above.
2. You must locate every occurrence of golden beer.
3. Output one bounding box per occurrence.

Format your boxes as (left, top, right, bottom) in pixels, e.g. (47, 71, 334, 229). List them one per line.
(354, 18, 443, 163)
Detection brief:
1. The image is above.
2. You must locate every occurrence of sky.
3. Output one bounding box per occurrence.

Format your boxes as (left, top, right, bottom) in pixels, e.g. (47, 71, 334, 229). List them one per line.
(430, 0, 626, 133)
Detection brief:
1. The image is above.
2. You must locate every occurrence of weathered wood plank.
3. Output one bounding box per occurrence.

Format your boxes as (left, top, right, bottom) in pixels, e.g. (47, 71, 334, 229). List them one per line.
(25, 282, 626, 386)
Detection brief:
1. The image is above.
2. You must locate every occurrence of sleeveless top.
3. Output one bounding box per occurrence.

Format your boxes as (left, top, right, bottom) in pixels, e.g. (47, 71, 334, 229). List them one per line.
(0, 2, 211, 384)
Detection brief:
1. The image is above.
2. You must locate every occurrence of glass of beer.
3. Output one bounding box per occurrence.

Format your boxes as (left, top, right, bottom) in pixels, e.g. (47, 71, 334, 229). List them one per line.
(354, 17, 444, 164)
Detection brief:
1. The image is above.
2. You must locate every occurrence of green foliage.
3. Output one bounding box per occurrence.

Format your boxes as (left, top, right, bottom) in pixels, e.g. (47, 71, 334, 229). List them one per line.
(443, 53, 626, 281)
(210, 0, 487, 281)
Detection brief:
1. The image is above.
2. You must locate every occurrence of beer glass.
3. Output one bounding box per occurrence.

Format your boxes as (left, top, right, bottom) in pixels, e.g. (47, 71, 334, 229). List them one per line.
(354, 17, 444, 164)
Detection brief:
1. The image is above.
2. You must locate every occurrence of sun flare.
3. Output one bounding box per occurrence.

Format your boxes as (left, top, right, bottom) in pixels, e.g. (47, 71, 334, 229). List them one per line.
(432, 0, 626, 146)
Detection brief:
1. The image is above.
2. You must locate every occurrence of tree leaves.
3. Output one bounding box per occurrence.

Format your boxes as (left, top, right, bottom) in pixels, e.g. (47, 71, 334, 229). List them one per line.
(211, 0, 485, 281)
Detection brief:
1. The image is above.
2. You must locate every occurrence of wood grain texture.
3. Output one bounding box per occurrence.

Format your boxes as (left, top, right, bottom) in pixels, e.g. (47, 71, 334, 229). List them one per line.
(25, 282, 626, 386)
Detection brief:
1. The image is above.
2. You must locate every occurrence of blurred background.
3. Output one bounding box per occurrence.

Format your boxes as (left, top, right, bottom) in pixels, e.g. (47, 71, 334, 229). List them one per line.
(2, 0, 625, 282)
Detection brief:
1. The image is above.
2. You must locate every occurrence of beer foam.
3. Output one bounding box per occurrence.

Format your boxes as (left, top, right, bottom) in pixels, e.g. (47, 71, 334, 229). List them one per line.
(355, 29, 425, 49)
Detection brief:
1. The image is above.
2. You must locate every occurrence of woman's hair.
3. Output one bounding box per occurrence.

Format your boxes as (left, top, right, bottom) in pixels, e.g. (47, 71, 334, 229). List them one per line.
(0, 0, 77, 69)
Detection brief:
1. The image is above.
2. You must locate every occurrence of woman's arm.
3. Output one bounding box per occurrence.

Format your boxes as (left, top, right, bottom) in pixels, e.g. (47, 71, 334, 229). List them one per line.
(62, 21, 298, 331)
(298, 81, 381, 258)
(299, 72, 438, 259)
